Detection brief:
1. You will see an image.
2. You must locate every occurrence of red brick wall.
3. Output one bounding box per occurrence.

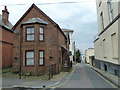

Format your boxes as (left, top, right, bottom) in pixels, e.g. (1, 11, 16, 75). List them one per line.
(0, 27, 13, 68)
(2, 28, 13, 43)
(57, 28, 67, 72)
(0, 43, 2, 67)
(2, 43, 13, 68)
(13, 5, 67, 75)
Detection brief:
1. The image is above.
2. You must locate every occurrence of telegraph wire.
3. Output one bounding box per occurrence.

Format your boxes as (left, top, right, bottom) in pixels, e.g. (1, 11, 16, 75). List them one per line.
(0, 1, 96, 6)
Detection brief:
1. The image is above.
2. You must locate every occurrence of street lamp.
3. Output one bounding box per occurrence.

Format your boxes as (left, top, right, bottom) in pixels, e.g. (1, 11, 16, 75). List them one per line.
(14, 29, 22, 79)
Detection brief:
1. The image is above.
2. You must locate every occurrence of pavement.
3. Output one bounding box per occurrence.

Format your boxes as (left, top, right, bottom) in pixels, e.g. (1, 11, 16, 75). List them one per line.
(2, 72, 69, 89)
(90, 65, 120, 88)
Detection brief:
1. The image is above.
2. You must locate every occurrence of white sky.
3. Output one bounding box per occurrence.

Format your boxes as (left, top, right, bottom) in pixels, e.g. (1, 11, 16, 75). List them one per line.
(0, 0, 98, 53)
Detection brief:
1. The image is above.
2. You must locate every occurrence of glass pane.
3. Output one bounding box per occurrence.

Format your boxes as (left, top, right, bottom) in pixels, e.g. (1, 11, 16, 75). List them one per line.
(39, 35, 43, 41)
(39, 27, 43, 34)
(27, 28, 34, 34)
(39, 51, 43, 57)
(27, 35, 34, 41)
(40, 58, 43, 65)
(26, 51, 34, 58)
(27, 59, 34, 65)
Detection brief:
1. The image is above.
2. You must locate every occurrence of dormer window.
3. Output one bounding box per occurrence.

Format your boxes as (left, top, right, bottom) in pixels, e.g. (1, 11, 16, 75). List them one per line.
(26, 27, 34, 41)
(39, 27, 44, 41)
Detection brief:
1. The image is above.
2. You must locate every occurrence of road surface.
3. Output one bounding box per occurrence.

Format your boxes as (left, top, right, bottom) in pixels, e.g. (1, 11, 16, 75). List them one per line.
(52, 63, 117, 88)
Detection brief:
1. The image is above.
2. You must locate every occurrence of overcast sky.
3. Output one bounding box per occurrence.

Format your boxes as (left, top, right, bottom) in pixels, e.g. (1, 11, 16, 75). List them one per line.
(0, 0, 98, 54)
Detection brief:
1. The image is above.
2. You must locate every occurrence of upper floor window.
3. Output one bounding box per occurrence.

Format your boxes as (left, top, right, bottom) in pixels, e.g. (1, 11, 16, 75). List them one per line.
(39, 27, 44, 41)
(26, 27, 34, 41)
(26, 51, 34, 66)
(99, 0, 102, 7)
(100, 12, 104, 31)
(107, 1, 114, 22)
(103, 39, 107, 58)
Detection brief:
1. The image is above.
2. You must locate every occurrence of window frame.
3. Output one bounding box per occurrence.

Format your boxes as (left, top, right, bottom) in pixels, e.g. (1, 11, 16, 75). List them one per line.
(103, 39, 107, 58)
(26, 27, 35, 42)
(107, 1, 114, 22)
(39, 27, 44, 41)
(100, 12, 104, 31)
(111, 33, 118, 58)
(39, 50, 44, 66)
(25, 50, 35, 66)
(99, 0, 102, 7)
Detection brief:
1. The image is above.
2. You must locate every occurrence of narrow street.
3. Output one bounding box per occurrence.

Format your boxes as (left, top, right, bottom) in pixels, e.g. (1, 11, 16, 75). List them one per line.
(52, 63, 116, 88)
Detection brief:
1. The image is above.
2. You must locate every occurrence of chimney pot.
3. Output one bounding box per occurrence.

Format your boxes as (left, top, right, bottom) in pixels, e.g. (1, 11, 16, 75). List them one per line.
(5, 6, 7, 10)
(2, 6, 9, 26)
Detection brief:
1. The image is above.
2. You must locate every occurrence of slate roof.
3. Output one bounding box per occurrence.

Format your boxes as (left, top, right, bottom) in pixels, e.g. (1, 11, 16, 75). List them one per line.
(22, 17, 48, 25)
(62, 28, 74, 33)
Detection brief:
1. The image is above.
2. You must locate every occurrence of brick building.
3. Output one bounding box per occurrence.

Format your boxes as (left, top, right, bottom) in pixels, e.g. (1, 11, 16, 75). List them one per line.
(12, 4, 69, 75)
(0, 6, 13, 68)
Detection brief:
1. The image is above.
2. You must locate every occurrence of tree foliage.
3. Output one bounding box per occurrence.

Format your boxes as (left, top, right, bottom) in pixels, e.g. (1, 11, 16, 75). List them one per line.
(75, 50, 81, 62)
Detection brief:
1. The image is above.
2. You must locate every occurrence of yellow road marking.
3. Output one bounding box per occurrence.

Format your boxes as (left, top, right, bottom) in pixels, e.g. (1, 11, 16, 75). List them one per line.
(50, 64, 118, 88)
(49, 64, 77, 88)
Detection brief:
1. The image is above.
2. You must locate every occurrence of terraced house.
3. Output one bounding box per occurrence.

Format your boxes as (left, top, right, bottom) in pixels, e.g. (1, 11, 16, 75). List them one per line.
(94, 0, 120, 77)
(12, 4, 69, 75)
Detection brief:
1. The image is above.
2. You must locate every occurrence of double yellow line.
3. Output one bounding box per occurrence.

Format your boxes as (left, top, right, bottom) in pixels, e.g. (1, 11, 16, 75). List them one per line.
(49, 64, 77, 88)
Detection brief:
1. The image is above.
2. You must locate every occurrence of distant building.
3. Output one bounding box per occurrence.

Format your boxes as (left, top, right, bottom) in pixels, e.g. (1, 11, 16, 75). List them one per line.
(62, 29, 74, 62)
(85, 48, 94, 64)
(12, 4, 69, 75)
(94, 0, 120, 77)
(81, 54, 85, 62)
(0, 6, 13, 68)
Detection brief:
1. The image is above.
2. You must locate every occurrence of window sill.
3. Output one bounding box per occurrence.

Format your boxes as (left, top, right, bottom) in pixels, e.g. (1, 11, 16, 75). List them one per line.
(26, 41, 34, 42)
(113, 57, 119, 59)
(25, 65, 35, 67)
(39, 65, 44, 66)
(104, 56, 107, 58)
(39, 40, 44, 42)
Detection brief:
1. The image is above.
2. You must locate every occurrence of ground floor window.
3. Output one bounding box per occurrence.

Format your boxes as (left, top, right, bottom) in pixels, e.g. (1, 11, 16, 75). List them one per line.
(114, 69, 118, 76)
(26, 51, 34, 65)
(104, 64, 107, 71)
(39, 50, 44, 65)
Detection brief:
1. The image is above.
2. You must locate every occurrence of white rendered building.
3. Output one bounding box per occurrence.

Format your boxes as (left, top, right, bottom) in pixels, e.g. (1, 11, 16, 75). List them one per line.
(62, 29, 74, 62)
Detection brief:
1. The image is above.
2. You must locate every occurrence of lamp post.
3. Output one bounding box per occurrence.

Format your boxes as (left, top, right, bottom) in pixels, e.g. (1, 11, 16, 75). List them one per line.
(14, 29, 22, 79)
(73, 41, 76, 62)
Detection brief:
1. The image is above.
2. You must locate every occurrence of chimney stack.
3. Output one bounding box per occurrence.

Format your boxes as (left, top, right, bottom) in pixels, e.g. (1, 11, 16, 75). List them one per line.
(2, 6, 9, 26)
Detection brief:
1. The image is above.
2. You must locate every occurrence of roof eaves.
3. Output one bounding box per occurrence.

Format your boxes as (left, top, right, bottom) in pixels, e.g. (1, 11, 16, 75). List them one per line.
(0, 24, 13, 33)
(56, 24, 67, 40)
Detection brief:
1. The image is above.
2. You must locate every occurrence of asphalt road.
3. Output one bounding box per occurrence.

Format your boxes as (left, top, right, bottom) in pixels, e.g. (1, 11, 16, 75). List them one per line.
(53, 63, 117, 88)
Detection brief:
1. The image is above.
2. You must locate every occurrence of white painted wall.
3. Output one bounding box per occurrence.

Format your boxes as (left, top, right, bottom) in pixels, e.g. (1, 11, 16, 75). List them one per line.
(85, 49, 94, 64)
(95, 0, 119, 64)
(62, 29, 74, 62)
